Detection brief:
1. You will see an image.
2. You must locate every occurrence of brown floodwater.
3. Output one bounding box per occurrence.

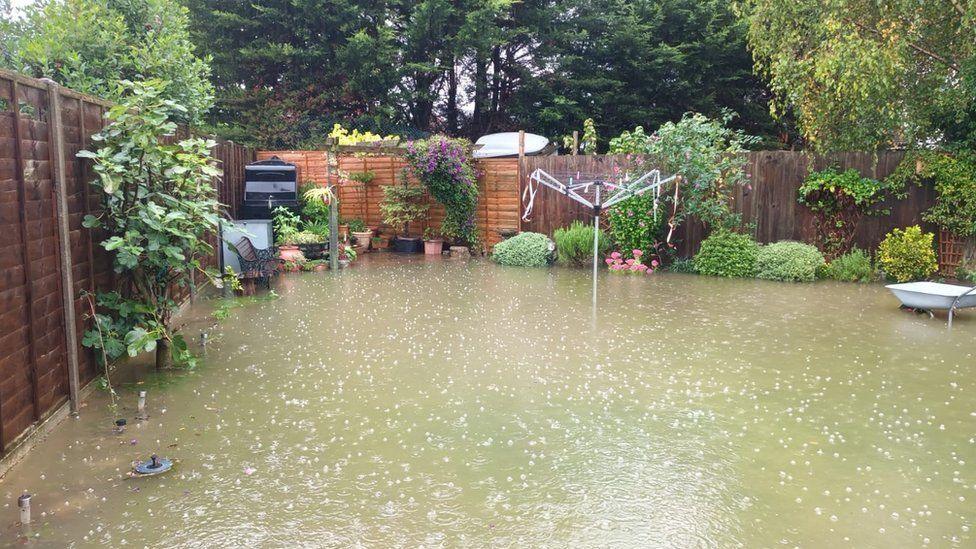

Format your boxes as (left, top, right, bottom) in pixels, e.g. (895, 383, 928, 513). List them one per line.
(1, 254, 974, 547)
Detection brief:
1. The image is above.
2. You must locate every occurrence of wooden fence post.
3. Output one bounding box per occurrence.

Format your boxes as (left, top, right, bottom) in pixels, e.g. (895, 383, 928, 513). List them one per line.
(572, 131, 579, 156)
(42, 79, 81, 415)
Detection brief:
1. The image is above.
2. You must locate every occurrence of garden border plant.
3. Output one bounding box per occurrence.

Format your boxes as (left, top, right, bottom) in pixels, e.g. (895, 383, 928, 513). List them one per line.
(405, 135, 479, 247)
(79, 79, 222, 369)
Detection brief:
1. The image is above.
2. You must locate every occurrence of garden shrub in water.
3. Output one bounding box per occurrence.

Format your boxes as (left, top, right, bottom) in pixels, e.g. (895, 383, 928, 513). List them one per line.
(822, 248, 876, 282)
(755, 241, 825, 282)
(553, 221, 610, 266)
(693, 231, 759, 277)
(667, 258, 697, 273)
(877, 226, 937, 282)
(491, 232, 553, 267)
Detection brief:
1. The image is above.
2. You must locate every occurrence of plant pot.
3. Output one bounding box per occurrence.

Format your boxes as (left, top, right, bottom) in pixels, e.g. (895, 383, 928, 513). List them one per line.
(278, 245, 305, 263)
(393, 236, 421, 253)
(372, 237, 389, 250)
(338, 259, 351, 268)
(313, 263, 328, 272)
(298, 242, 328, 260)
(352, 231, 373, 250)
(338, 224, 349, 240)
(424, 239, 444, 255)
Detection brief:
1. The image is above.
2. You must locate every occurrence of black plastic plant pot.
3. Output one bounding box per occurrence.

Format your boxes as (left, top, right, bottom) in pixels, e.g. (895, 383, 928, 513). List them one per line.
(393, 236, 422, 253)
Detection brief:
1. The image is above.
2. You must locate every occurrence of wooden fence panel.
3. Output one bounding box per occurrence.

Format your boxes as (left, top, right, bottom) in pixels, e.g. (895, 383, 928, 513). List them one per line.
(258, 151, 520, 248)
(521, 151, 933, 256)
(0, 69, 254, 454)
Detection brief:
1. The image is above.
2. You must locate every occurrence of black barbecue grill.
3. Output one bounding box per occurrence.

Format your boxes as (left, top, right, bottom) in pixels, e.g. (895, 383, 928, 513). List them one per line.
(239, 156, 300, 219)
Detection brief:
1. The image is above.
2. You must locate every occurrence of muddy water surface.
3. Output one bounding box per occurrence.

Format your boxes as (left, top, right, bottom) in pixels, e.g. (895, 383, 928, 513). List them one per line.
(1, 255, 974, 547)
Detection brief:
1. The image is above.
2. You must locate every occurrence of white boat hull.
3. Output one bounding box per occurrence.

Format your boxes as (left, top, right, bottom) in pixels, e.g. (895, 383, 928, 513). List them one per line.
(886, 282, 976, 310)
(473, 132, 549, 158)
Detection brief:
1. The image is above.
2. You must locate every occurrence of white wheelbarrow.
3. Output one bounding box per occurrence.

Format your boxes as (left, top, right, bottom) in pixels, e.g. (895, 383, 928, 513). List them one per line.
(886, 281, 976, 327)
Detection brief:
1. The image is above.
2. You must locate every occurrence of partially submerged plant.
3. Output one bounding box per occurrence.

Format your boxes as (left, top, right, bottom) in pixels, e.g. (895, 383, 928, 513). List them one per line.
(79, 79, 221, 369)
(605, 249, 658, 275)
(877, 226, 937, 282)
(380, 168, 429, 237)
(273, 206, 302, 246)
(553, 220, 610, 266)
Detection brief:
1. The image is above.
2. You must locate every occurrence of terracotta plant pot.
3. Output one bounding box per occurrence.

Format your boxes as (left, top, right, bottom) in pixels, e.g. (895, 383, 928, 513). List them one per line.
(372, 237, 389, 250)
(352, 231, 373, 250)
(278, 245, 305, 263)
(424, 239, 444, 255)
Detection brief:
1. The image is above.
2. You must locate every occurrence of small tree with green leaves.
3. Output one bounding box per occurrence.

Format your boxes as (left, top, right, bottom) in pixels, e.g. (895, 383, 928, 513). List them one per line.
(379, 169, 429, 237)
(79, 79, 222, 369)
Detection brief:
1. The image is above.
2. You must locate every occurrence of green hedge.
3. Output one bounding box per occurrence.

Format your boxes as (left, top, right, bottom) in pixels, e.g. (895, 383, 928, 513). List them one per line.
(491, 232, 554, 267)
(693, 231, 759, 277)
(755, 241, 825, 282)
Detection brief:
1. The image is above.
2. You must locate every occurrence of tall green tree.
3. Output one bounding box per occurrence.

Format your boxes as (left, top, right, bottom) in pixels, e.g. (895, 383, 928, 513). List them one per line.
(736, 0, 976, 152)
(2, 0, 213, 124)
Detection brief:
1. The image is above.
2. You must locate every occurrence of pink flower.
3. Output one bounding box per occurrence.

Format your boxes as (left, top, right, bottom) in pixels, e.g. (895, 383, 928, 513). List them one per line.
(632, 249, 643, 258)
(605, 258, 613, 265)
(651, 259, 659, 267)
(625, 258, 635, 266)
(244, 466, 256, 475)
(611, 251, 621, 259)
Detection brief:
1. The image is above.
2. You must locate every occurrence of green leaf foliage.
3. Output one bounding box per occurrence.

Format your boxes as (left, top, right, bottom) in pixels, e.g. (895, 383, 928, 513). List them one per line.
(78, 80, 221, 368)
(3, 0, 213, 124)
(821, 248, 876, 283)
(887, 151, 976, 237)
(491, 232, 554, 267)
(553, 221, 610, 267)
(379, 172, 429, 237)
(737, 0, 976, 151)
(755, 241, 825, 282)
(693, 230, 759, 277)
(405, 136, 479, 245)
(798, 168, 904, 259)
(877, 226, 938, 283)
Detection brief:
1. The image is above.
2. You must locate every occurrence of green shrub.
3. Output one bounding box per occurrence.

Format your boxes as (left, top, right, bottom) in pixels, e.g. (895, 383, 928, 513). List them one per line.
(667, 258, 697, 273)
(877, 226, 938, 282)
(693, 231, 759, 277)
(956, 262, 976, 283)
(553, 221, 610, 266)
(822, 248, 876, 282)
(755, 241, 825, 282)
(491, 232, 553, 267)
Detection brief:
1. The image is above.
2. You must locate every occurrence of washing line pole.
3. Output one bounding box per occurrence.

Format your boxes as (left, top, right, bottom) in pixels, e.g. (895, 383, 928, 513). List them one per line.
(592, 183, 601, 308)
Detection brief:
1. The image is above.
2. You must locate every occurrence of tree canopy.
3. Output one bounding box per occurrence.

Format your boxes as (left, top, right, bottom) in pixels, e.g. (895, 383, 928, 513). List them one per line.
(2, 0, 213, 124)
(181, 0, 782, 148)
(736, 0, 976, 152)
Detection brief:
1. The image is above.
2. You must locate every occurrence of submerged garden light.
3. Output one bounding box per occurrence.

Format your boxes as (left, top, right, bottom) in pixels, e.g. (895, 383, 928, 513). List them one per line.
(133, 454, 173, 476)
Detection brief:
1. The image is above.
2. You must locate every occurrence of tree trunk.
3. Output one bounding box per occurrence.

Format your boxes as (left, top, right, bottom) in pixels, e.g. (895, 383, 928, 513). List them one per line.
(472, 53, 488, 136)
(490, 45, 501, 131)
(446, 56, 458, 135)
(155, 339, 171, 370)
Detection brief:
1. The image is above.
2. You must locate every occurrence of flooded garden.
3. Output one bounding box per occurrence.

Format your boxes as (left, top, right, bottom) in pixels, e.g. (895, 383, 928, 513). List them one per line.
(1, 255, 973, 547)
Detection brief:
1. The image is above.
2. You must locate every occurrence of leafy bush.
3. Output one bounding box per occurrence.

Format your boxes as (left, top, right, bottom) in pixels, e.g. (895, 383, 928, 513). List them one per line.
(607, 192, 668, 259)
(956, 262, 976, 283)
(284, 231, 325, 245)
(693, 231, 759, 277)
(405, 135, 478, 245)
(553, 221, 610, 266)
(346, 218, 367, 232)
(755, 241, 825, 282)
(798, 168, 903, 259)
(822, 248, 876, 282)
(877, 226, 938, 282)
(491, 232, 553, 267)
(889, 151, 976, 237)
(667, 258, 697, 273)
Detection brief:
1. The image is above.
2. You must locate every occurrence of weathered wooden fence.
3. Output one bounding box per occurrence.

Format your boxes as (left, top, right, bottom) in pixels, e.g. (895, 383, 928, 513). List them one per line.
(0, 70, 253, 454)
(519, 151, 936, 256)
(256, 151, 521, 248)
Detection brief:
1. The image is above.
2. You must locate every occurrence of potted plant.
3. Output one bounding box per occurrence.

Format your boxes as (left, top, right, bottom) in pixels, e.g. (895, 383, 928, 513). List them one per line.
(273, 206, 305, 262)
(404, 135, 479, 250)
(348, 218, 372, 251)
(301, 259, 329, 272)
(290, 230, 327, 259)
(371, 235, 390, 250)
(337, 244, 357, 267)
(380, 168, 429, 253)
(423, 227, 444, 255)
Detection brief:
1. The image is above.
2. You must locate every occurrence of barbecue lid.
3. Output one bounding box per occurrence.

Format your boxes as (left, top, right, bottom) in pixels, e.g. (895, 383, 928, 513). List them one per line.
(246, 156, 296, 173)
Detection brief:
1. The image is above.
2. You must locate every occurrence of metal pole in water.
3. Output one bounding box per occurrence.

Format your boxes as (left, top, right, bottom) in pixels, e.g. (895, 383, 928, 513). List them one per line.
(137, 390, 147, 419)
(18, 494, 30, 525)
(592, 184, 601, 311)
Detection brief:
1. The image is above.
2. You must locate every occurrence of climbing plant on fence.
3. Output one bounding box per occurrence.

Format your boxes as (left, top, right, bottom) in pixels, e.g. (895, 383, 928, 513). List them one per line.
(405, 135, 479, 245)
(79, 79, 223, 369)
